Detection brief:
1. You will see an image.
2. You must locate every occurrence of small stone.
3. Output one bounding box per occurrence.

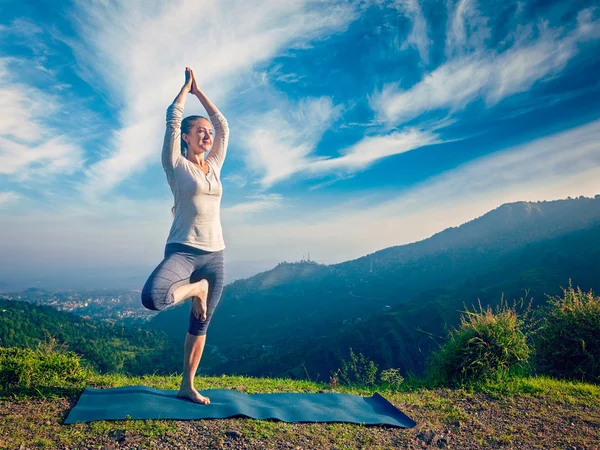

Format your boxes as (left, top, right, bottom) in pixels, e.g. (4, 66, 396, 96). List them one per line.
(417, 429, 436, 445)
(108, 429, 126, 442)
(225, 430, 243, 439)
(235, 385, 247, 392)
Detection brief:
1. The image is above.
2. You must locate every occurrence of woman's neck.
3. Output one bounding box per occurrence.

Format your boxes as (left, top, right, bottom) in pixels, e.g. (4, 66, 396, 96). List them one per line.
(187, 153, 205, 167)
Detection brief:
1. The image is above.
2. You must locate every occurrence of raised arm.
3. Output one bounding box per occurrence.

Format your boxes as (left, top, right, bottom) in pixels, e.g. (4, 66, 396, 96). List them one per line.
(162, 68, 193, 176)
(190, 73, 229, 174)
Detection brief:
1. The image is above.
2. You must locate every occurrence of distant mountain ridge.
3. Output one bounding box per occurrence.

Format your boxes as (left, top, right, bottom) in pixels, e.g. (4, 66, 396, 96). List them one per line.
(147, 196, 600, 377)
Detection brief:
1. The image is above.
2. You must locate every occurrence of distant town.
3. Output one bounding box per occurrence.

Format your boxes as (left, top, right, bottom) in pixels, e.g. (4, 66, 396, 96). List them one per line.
(0, 288, 157, 325)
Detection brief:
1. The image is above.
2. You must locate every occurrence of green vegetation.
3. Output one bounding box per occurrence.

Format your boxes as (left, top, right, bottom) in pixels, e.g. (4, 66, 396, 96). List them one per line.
(536, 283, 600, 382)
(332, 347, 380, 387)
(426, 300, 532, 386)
(2, 283, 600, 448)
(0, 298, 182, 376)
(330, 348, 405, 390)
(0, 339, 92, 393)
(326, 285, 600, 389)
(1, 343, 600, 449)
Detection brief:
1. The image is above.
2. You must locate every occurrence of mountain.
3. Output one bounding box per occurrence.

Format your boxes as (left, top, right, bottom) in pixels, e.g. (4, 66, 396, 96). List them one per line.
(225, 220, 600, 379)
(146, 195, 600, 376)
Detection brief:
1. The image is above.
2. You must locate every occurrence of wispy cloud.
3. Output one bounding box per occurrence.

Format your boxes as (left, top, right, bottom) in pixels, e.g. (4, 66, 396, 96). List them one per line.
(239, 96, 343, 188)
(371, 6, 600, 126)
(64, 0, 360, 199)
(222, 194, 285, 221)
(445, 0, 491, 59)
(308, 127, 440, 173)
(237, 89, 441, 189)
(392, 0, 431, 63)
(0, 136, 83, 179)
(0, 57, 85, 181)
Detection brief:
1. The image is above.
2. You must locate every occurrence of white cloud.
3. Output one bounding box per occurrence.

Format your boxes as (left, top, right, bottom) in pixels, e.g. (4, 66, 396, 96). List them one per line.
(238, 90, 441, 189)
(393, 0, 431, 63)
(0, 136, 83, 179)
(239, 95, 343, 188)
(222, 194, 285, 220)
(308, 127, 440, 172)
(0, 58, 85, 180)
(0, 191, 18, 207)
(372, 6, 600, 126)
(64, 0, 360, 199)
(445, 0, 491, 59)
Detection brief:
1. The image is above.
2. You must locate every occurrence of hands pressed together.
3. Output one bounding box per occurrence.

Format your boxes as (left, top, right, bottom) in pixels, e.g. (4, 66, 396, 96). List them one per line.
(175, 66, 219, 117)
(183, 66, 201, 96)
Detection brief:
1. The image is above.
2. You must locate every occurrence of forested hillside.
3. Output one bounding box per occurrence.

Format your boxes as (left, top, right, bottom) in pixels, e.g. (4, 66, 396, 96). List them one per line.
(0, 298, 183, 375)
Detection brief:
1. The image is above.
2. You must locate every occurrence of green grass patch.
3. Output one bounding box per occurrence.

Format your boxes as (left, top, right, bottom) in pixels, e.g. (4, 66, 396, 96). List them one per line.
(536, 284, 600, 383)
(0, 340, 92, 394)
(426, 299, 532, 386)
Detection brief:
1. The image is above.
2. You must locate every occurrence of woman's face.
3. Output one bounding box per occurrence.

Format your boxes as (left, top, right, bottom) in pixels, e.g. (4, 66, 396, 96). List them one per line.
(184, 118, 213, 156)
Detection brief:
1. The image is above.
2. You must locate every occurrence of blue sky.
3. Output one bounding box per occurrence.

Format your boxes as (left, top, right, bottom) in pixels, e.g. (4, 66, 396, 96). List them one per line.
(1, 0, 599, 290)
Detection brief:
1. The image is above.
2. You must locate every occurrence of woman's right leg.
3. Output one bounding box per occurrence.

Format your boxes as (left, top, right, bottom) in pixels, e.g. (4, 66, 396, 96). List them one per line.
(141, 246, 212, 405)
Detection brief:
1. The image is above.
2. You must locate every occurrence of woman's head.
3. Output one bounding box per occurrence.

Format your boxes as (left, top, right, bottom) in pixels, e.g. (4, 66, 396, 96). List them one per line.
(181, 115, 213, 158)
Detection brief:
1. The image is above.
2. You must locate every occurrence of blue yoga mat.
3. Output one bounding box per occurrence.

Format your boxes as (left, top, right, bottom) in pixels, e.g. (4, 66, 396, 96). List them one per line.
(64, 385, 415, 427)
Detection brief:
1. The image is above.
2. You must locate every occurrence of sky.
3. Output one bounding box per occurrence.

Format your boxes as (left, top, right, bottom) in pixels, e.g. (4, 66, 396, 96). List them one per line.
(1, 0, 599, 290)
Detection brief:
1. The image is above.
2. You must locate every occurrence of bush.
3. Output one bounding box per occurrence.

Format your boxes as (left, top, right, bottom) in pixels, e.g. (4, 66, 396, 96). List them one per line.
(536, 284, 600, 383)
(0, 338, 91, 390)
(332, 347, 379, 387)
(379, 368, 404, 389)
(427, 300, 531, 386)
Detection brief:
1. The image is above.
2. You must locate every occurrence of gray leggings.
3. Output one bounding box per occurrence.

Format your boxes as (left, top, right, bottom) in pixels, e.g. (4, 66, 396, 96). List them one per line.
(141, 243, 225, 336)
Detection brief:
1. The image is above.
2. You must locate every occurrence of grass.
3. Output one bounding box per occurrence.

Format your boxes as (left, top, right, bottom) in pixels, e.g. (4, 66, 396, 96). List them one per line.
(2, 367, 600, 449)
(426, 299, 532, 386)
(536, 284, 600, 382)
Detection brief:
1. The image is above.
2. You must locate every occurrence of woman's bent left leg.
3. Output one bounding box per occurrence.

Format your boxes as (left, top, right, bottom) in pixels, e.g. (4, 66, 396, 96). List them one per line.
(141, 252, 196, 311)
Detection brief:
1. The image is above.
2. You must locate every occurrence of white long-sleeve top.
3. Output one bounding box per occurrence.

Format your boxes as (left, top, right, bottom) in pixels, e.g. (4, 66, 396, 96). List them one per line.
(161, 101, 229, 252)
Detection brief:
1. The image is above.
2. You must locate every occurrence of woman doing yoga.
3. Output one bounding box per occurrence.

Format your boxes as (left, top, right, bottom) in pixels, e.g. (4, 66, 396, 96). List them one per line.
(141, 67, 229, 405)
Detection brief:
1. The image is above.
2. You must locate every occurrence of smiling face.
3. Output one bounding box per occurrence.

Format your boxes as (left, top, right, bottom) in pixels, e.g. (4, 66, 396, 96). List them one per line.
(183, 118, 213, 157)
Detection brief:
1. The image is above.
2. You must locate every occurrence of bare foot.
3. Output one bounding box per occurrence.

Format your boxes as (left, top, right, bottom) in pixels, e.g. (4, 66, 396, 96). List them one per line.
(191, 279, 209, 321)
(177, 386, 211, 405)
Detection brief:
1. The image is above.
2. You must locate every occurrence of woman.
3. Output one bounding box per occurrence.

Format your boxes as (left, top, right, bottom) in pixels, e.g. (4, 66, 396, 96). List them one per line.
(141, 67, 229, 405)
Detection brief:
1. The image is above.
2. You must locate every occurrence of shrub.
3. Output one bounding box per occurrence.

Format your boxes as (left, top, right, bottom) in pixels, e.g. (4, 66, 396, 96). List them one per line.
(536, 284, 600, 383)
(427, 300, 531, 386)
(332, 347, 379, 387)
(379, 368, 404, 389)
(0, 338, 91, 390)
